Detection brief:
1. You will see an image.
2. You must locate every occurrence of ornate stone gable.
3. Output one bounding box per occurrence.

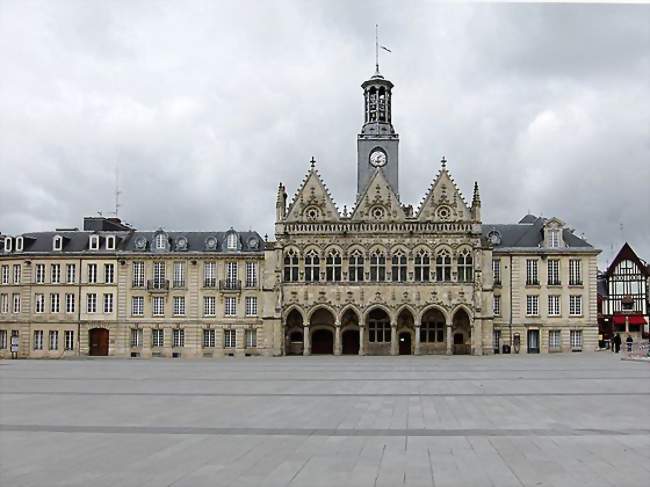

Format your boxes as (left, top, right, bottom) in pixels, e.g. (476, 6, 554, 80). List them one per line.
(416, 159, 473, 223)
(349, 168, 407, 222)
(284, 162, 340, 223)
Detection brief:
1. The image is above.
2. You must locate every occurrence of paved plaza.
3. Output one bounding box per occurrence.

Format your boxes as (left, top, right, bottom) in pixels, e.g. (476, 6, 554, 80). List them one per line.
(1, 354, 649, 487)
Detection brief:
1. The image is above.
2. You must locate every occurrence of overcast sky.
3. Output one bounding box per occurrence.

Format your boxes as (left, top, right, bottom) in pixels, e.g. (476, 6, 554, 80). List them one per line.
(0, 1, 648, 267)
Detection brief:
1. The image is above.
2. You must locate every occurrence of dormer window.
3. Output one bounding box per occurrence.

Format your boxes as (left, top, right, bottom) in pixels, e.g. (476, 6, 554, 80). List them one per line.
(550, 229, 560, 248)
(53, 235, 63, 251)
(226, 232, 238, 250)
(3, 237, 12, 252)
(15, 237, 23, 252)
(155, 233, 166, 250)
(89, 235, 100, 250)
(106, 235, 116, 250)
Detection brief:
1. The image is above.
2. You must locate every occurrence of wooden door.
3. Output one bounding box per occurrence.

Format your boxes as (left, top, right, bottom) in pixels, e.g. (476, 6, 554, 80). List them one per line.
(89, 328, 109, 356)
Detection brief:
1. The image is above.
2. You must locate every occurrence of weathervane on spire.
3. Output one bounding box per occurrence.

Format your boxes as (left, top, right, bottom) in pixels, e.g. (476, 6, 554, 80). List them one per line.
(375, 24, 391, 75)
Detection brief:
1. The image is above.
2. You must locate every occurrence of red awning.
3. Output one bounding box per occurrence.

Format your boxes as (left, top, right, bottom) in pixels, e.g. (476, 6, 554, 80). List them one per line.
(612, 315, 648, 325)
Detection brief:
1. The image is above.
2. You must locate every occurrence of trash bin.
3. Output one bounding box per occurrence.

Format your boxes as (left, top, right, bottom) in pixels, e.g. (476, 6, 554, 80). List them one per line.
(502, 344, 511, 354)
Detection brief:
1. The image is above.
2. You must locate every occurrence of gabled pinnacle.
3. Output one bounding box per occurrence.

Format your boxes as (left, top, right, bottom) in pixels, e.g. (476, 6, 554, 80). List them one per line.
(472, 181, 481, 207)
(441, 156, 447, 169)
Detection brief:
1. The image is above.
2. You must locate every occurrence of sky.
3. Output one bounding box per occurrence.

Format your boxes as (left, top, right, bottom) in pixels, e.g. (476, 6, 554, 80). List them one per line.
(0, 0, 648, 268)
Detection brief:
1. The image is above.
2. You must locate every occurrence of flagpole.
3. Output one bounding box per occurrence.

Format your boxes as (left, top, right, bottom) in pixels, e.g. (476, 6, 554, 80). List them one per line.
(375, 24, 379, 73)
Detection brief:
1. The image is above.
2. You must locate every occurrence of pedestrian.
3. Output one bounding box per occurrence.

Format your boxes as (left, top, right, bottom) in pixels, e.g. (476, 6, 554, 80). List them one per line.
(626, 335, 633, 352)
(614, 333, 621, 353)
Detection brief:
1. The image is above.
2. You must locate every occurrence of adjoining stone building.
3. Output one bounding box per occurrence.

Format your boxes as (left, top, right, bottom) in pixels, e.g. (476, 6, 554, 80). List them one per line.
(0, 68, 600, 358)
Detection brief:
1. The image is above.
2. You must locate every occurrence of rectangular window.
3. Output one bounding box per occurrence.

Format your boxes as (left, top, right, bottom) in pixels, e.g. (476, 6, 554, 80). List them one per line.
(132, 296, 144, 316)
(86, 293, 97, 313)
(173, 262, 185, 288)
(33, 330, 43, 350)
(130, 328, 142, 347)
(224, 297, 236, 316)
(173, 328, 185, 347)
(64, 330, 74, 351)
(152, 297, 165, 316)
(173, 296, 186, 316)
(226, 261, 238, 281)
(13, 264, 21, 284)
(204, 262, 217, 287)
(526, 259, 538, 285)
(152, 329, 164, 348)
(1, 265, 8, 284)
(202, 329, 215, 348)
(65, 293, 75, 313)
(49, 330, 58, 350)
(153, 262, 165, 286)
(35, 294, 45, 313)
(50, 293, 60, 313)
(224, 329, 236, 348)
(203, 296, 216, 316)
(12, 294, 20, 313)
(36, 264, 45, 284)
(548, 295, 560, 316)
(549, 330, 561, 351)
(550, 229, 560, 248)
(103, 293, 113, 313)
(0, 294, 8, 314)
(526, 295, 539, 316)
(0, 330, 7, 349)
(569, 259, 582, 285)
(51, 264, 61, 284)
(132, 261, 145, 287)
(104, 264, 114, 284)
(88, 264, 97, 284)
(569, 295, 582, 316)
(547, 259, 560, 286)
(570, 330, 583, 350)
(492, 259, 501, 285)
(245, 296, 258, 316)
(89, 235, 99, 250)
(66, 264, 76, 284)
(493, 295, 501, 316)
(245, 329, 257, 348)
(245, 262, 257, 287)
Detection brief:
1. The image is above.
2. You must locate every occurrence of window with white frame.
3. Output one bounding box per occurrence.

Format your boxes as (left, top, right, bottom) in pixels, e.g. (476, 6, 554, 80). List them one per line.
(245, 296, 257, 316)
(436, 250, 452, 282)
(0, 294, 8, 314)
(66, 264, 76, 283)
(89, 235, 99, 250)
(224, 297, 236, 316)
(549, 229, 560, 248)
(152, 297, 165, 316)
(33, 330, 43, 350)
(245, 329, 257, 348)
(457, 249, 473, 283)
(103, 293, 113, 313)
(570, 330, 583, 350)
(53, 235, 63, 251)
(86, 293, 97, 313)
(526, 295, 539, 316)
(569, 295, 582, 316)
(152, 329, 164, 347)
(35, 264, 45, 284)
(155, 233, 166, 250)
(348, 250, 364, 282)
(172, 328, 184, 347)
(224, 329, 236, 348)
(225, 261, 238, 283)
(0, 329, 6, 349)
(132, 261, 145, 287)
(526, 259, 538, 285)
(50, 293, 60, 313)
(1, 265, 8, 284)
(15, 236, 23, 251)
(49, 330, 58, 350)
(3, 237, 12, 252)
(204, 262, 217, 287)
(370, 249, 386, 282)
(88, 264, 97, 284)
(173, 262, 185, 288)
(549, 330, 561, 351)
(548, 295, 560, 316)
(326, 249, 342, 282)
(173, 296, 186, 316)
(65, 293, 75, 313)
(245, 262, 257, 287)
(569, 259, 582, 285)
(391, 250, 407, 282)
(493, 295, 501, 316)
(131, 296, 144, 316)
(226, 233, 238, 250)
(13, 293, 20, 313)
(50, 264, 61, 284)
(13, 264, 21, 284)
(106, 235, 116, 250)
(152, 262, 165, 287)
(547, 259, 560, 286)
(414, 249, 430, 282)
(104, 264, 114, 284)
(130, 328, 142, 347)
(35, 294, 45, 313)
(283, 250, 299, 282)
(202, 329, 215, 348)
(64, 330, 74, 350)
(304, 250, 320, 282)
(492, 259, 501, 284)
(203, 296, 216, 316)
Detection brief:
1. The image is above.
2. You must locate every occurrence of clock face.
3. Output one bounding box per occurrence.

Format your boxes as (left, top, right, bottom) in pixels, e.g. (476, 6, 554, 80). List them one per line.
(369, 150, 387, 167)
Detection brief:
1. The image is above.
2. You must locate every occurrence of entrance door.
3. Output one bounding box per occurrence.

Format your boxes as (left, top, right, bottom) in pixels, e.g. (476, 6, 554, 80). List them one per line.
(311, 329, 334, 354)
(89, 328, 109, 356)
(342, 330, 360, 355)
(399, 332, 412, 355)
(527, 330, 540, 353)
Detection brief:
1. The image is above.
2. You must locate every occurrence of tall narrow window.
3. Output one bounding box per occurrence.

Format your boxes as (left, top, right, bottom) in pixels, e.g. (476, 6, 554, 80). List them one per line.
(204, 262, 216, 287)
(226, 262, 238, 283)
(87, 264, 97, 284)
(13, 264, 21, 284)
(65, 294, 75, 313)
(436, 250, 452, 282)
(106, 235, 116, 250)
(86, 293, 97, 313)
(245, 296, 258, 316)
(245, 329, 257, 348)
(348, 250, 364, 282)
(526, 295, 539, 316)
(391, 250, 407, 282)
(226, 233, 238, 250)
(370, 250, 386, 282)
(13, 294, 20, 313)
(49, 330, 58, 350)
(526, 259, 538, 285)
(570, 330, 583, 350)
(0, 294, 8, 314)
(155, 234, 166, 250)
(547, 259, 560, 286)
(50, 293, 60, 313)
(224, 329, 236, 348)
(64, 330, 74, 351)
(283, 250, 299, 282)
(549, 229, 560, 248)
(326, 250, 342, 282)
(173, 296, 185, 316)
(1, 265, 8, 284)
(203, 296, 216, 316)
(549, 330, 561, 351)
(103, 264, 114, 284)
(89, 235, 99, 250)
(152, 329, 164, 348)
(103, 293, 113, 313)
(224, 296, 237, 316)
(245, 262, 257, 287)
(66, 264, 76, 284)
(457, 250, 473, 283)
(33, 330, 43, 350)
(172, 328, 185, 347)
(153, 262, 165, 288)
(132, 296, 144, 316)
(569, 259, 582, 285)
(548, 295, 560, 316)
(304, 250, 320, 282)
(492, 259, 501, 285)
(0, 329, 6, 348)
(493, 295, 501, 316)
(53, 236, 63, 251)
(35, 264, 45, 284)
(569, 295, 582, 316)
(130, 328, 143, 348)
(35, 294, 45, 313)
(173, 262, 185, 288)
(414, 250, 430, 282)
(152, 297, 165, 316)
(203, 329, 215, 348)
(132, 262, 145, 287)
(51, 264, 61, 284)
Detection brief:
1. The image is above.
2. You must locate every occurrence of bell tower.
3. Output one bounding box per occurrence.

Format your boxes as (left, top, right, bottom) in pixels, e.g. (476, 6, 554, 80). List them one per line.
(357, 69, 399, 197)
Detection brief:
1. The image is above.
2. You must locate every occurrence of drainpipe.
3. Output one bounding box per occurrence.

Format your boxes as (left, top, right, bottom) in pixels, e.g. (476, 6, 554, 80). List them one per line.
(509, 255, 513, 347)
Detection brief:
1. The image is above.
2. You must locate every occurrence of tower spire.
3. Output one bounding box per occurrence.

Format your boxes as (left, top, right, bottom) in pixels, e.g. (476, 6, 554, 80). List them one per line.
(375, 24, 379, 75)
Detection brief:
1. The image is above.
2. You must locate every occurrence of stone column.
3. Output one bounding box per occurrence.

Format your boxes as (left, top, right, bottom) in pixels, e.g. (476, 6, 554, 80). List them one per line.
(390, 321, 398, 356)
(303, 323, 310, 356)
(359, 323, 366, 356)
(334, 320, 342, 356)
(446, 323, 453, 355)
(414, 323, 421, 356)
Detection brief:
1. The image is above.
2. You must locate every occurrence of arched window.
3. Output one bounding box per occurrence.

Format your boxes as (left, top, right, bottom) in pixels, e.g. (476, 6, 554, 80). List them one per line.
(414, 249, 430, 282)
(154, 234, 166, 250)
(304, 250, 320, 282)
(326, 249, 342, 282)
(368, 309, 391, 343)
(348, 250, 364, 282)
(370, 249, 385, 282)
(436, 250, 452, 282)
(420, 309, 446, 343)
(226, 233, 238, 250)
(457, 250, 473, 283)
(283, 249, 299, 282)
(391, 250, 407, 282)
